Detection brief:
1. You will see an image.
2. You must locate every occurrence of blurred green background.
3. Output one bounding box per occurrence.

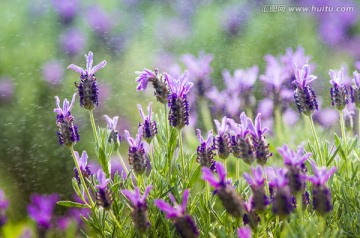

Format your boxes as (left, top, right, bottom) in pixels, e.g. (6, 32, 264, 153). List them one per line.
(0, 0, 359, 234)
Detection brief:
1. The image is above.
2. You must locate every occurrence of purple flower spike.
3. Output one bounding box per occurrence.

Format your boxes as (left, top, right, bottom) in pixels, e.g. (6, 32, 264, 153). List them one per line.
(0, 189, 8, 227)
(350, 71, 360, 108)
(95, 169, 112, 209)
(136, 68, 169, 104)
(27, 193, 59, 230)
(136, 68, 158, 91)
(155, 190, 199, 238)
(73, 151, 91, 185)
(243, 166, 268, 212)
(214, 117, 232, 159)
(138, 102, 157, 143)
(293, 64, 317, 89)
(266, 167, 293, 217)
(122, 186, 152, 233)
(54, 94, 79, 147)
(307, 160, 336, 215)
(237, 226, 252, 238)
(329, 69, 348, 110)
(278, 144, 311, 194)
(104, 115, 121, 146)
(167, 71, 193, 129)
(124, 128, 150, 175)
(68, 52, 107, 110)
(247, 114, 272, 165)
(202, 162, 244, 217)
(196, 129, 216, 170)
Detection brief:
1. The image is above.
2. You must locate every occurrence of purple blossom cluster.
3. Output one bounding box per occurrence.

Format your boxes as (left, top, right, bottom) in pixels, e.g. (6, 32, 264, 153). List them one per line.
(0, 189, 8, 227)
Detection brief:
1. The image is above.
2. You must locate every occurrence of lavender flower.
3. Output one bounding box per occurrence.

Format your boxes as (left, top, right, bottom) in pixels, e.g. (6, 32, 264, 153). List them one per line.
(104, 115, 121, 147)
(181, 52, 213, 96)
(95, 169, 112, 209)
(124, 128, 150, 175)
(260, 55, 289, 91)
(329, 69, 348, 110)
(138, 102, 157, 143)
(52, 0, 79, 24)
(247, 114, 272, 165)
(0, 189, 8, 227)
(202, 162, 244, 217)
(42, 60, 64, 86)
(350, 71, 360, 108)
(0, 77, 13, 102)
(27, 193, 59, 230)
(281, 47, 313, 78)
(122, 186, 152, 233)
(307, 160, 337, 215)
(196, 129, 216, 170)
(266, 168, 293, 217)
(67, 51, 107, 110)
(243, 166, 269, 212)
(60, 28, 86, 56)
(54, 94, 80, 147)
(293, 64, 318, 116)
(242, 198, 260, 229)
(136, 68, 169, 104)
(228, 112, 254, 164)
(155, 190, 199, 238)
(237, 226, 252, 238)
(278, 145, 311, 194)
(214, 117, 232, 159)
(167, 71, 193, 129)
(73, 151, 91, 185)
(87, 6, 113, 35)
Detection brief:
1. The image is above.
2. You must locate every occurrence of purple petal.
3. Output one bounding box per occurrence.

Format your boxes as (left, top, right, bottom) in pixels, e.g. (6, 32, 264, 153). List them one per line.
(181, 190, 189, 214)
(67, 64, 85, 75)
(154, 199, 177, 218)
(85, 51, 93, 73)
(137, 104, 146, 120)
(196, 129, 204, 143)
(79, 151, 88, 169)
(122, 189, 138, 205)
(215, 162, 226, 182)
(147, 102, 153, 120)
(90, 60, 107, 76)
(201, 167, 220, 188)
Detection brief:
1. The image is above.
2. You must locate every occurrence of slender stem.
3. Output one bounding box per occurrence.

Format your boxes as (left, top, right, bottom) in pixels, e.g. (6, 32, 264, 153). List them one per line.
(275, 107, 283, 141)
(69, 147, 94, 208)
(89, 110, 98, 143)
(164, 104, 169, 139)
(108, 210, 125, 236)
(236, 159, 240, 189)
(358, 109, 360, 140)
(224, 159, 227, 174)
(116, 150, 129, 178)
(178, 129, 185, 177)
(200, 98, 213, 131)
(339, 110, 349, 178)
(205, 182, 211, 231)
(309, 115, 323, 166)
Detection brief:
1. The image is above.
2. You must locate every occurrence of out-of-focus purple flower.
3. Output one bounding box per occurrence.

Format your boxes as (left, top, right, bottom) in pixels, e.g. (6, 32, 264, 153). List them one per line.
(42, 60, 64, 86)
(60, 28, 86, 56)
(350, 71, 360, 108)
(0, 189, 8, 227)
(221, 3, 250, 37)
(228, 113, 254, 164)
(307, 160, 336, 215)
(87, 6, 113, 35)
(278, 144, 311, 194)
(166, 71, 193, 129)
(283, 108, 299, 126)
(73, 150, 91, 185)
(247, 114, 272, 165)
(138, 102, 157, 143)
(223, 66, 258, 93)
(196, 129, 216, 170)
(237, 226, 252, 238)
(181, 52, 213, 96)
(314, 107, 338, 128)
(260, 55, 289, 90)
(0, 77, 14, 102)
(214, 117, 232, 159)
(293, 64, 318, 116)
(104, 115, 121, 146)
(124, 128, 150, 175)
(155, 190, 199, 238)
(54, 94, 79, 147)
(329, 69, 349, 110)
(266, 167, 293, 217)
(52, 0, 79, 24)
(136, 68, 169, 104)
(27, 193, 59, 230)
(243, 166, 268, 212)
(95, 169, 112, 209)
(68, 51, 107, 110)
(202, 162, 244, 217)
(257, 98, 273, 118)
(343, 108, 355, 130)
(281, 47, 313, 77)
(122, 186, 152, 233)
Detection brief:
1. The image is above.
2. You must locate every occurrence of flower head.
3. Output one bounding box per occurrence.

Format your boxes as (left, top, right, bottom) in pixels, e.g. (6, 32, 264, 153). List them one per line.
(243, 166, 265, 188)
(196, 129, 216, 170)
(73, 151, 91, 184)
(278, 144, 311, 167)
(135, 68, 158, 91)
(104, 115, 121, 146)
(350, 71, 360, 108)
(67, 51, 107, 80)
(155, 190, 189, 219)
(122, 186, 152, 208)
(138, 102, 157, 142)
(292, 64, 317, 89)
(202, 162, 230, 190)
(95, 169, 112, 209)
(27, 193, 59, 230)
(329, 69, 344, 87)
(223, 66, 258, 93)
(307, 160, 337, 186)
(54, 94, 76, 121)
(104, 115, 119, 131)
(247, 114, 269, 139)
(96, 169, 110, 190)
(166, 71, 193, 98)
(181, 52, 213, 81)
(266, 167, 288, 188)
(260, 55, 289, 90)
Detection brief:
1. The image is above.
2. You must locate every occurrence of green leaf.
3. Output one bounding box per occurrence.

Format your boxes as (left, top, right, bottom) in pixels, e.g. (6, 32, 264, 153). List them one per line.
(187, 166, 201, 189)
(57, 201, 88, 208)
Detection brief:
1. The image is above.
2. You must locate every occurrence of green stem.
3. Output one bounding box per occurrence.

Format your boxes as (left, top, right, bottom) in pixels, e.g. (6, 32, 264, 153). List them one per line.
(70, 147, 94, 208)
(309, 115, 323, 166)
(116, 150, 129, 178)
(200, 98, 213, 131)
(108, 210, 125, 236)
(236, 159, 240, 190)
(358, 109, 360, 140)
(178, 129, 185, 177)
(164, 104, 169, 139)
(339, 110, 349, 178)
(275, 107, 283, 141)
(206, 182, 211, 231)
(89, 110, 98, 143)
